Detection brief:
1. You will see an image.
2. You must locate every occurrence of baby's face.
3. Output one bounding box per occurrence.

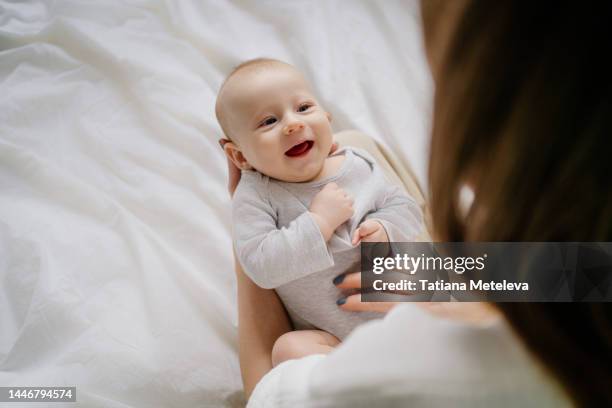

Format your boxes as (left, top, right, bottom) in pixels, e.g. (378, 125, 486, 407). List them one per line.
(219, 64, 333, 182)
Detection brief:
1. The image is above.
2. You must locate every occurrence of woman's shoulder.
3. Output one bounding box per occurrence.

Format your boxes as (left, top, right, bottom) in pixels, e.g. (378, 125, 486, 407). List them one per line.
(312, 305, 570, 406)
(249, 305, 571, 407)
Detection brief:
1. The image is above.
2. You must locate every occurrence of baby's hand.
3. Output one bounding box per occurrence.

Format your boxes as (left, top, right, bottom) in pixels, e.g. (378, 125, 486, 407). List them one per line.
(309, 182, 354, 242)
(351, 219, 388, 246)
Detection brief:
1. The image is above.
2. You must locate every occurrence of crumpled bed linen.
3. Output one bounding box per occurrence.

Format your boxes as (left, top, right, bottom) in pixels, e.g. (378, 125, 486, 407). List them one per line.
(0, 1, 431, 406)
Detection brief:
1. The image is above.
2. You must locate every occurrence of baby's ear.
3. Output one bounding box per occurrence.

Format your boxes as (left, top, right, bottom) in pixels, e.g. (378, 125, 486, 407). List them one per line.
(326, 111, 333, 122)
(223, 141, 252, 170)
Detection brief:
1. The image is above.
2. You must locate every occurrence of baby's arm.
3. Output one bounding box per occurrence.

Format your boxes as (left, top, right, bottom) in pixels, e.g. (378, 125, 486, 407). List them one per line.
(362, 183, 424, 242)
(233, 180, 353, 289)
(308, 182, 354, 241)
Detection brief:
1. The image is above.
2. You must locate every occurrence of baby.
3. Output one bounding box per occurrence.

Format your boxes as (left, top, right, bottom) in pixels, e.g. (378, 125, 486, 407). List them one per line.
(216, 58, 423, 365)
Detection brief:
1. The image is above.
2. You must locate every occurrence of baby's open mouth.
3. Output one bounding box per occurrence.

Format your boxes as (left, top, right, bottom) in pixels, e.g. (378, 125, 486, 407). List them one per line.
(285, 140, 314, 157)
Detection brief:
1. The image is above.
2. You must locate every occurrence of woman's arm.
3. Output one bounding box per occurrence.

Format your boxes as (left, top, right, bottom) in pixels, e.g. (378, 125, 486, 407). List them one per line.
(220, 140, 293, 398)
(234, 254, 292, 398)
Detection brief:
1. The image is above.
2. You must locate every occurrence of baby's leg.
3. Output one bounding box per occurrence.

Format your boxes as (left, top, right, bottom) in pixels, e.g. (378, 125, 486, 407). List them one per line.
(271, 330, 340, 367)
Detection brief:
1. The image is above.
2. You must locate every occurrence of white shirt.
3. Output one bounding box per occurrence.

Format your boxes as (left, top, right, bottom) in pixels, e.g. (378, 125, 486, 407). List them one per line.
(248, 304, 571, 407)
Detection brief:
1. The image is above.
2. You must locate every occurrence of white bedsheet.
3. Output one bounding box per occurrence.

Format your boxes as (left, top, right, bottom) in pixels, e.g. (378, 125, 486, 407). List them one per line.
(0, 1, 431, 406)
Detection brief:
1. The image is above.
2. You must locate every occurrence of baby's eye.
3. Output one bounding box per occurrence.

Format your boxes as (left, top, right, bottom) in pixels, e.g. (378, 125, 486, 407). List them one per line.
(297, 103, 312, 113)
(259, 117, 277, 127)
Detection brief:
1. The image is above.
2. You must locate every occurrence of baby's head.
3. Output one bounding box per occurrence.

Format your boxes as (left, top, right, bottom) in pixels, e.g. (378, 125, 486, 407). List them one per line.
(216, 59, 333, 182)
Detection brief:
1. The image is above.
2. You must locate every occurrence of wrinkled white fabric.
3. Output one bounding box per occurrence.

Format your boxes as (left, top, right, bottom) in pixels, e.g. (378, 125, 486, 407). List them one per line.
(0, 0, 431, 406)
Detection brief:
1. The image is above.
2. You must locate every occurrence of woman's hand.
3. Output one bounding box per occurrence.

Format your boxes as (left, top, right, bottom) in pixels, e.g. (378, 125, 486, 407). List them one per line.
(334, 272, 499, 324)
(333, 272, 400, 313)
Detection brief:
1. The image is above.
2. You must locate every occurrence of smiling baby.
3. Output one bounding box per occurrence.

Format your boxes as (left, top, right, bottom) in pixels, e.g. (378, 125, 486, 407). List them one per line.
(216, 58, 424, 365)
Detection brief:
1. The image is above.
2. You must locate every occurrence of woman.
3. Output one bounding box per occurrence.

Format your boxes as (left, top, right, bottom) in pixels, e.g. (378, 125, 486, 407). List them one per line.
(225, 0, 612, 406)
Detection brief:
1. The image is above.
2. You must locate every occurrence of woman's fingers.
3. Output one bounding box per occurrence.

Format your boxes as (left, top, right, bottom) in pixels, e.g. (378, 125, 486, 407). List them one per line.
(226, 156, 241, 197)
(334, 270, 415, 294)
(329, 141, 339, 155)
(338, 293, 400, 313)
(221, 140, 242, 197)
(333, 272, 361, 289)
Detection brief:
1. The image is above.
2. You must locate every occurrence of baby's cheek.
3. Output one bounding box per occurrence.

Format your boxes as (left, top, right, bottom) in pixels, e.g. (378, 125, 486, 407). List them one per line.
(251, 138, 276, 156)
(314, 126, 333, 147)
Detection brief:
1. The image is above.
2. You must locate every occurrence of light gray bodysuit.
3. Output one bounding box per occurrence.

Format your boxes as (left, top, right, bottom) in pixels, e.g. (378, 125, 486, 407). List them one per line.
(232, 147, 424, 340)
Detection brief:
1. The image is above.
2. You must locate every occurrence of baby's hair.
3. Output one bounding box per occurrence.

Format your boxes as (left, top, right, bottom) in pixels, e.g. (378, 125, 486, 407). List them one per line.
(215, 58, 292, 141)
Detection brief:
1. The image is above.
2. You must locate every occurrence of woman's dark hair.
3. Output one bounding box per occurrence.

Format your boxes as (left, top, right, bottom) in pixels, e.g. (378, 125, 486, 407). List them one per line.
(424, 1, 612, 406)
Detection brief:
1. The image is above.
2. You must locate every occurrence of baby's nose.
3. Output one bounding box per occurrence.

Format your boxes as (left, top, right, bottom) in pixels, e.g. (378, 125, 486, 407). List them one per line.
(283, 122, 305, 135)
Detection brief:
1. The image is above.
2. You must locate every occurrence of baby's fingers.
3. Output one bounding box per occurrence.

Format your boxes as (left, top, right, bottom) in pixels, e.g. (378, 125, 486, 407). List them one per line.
(359, 219, 381, 236)
(351, 228, 362, 246)
(352, 220, 381, 245)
